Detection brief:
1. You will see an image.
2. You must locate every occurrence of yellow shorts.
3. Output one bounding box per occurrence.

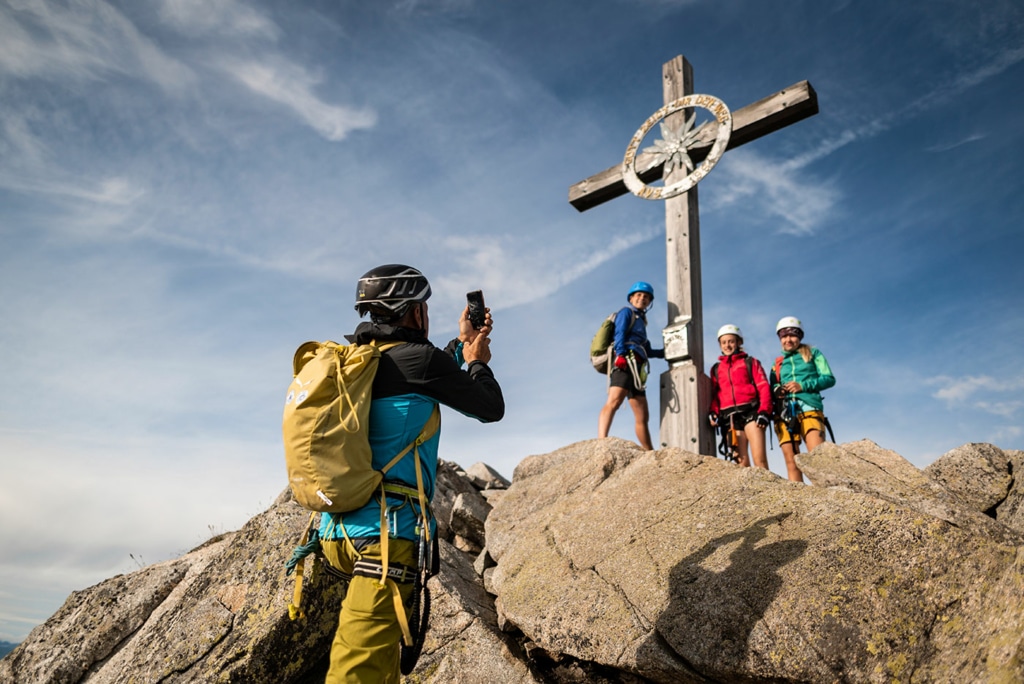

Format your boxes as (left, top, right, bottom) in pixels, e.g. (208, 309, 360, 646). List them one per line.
(775, 409, 826, 445)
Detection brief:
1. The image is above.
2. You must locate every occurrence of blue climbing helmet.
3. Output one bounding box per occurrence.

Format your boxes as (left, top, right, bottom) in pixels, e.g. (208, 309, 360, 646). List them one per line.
(627, 281, 655, 302)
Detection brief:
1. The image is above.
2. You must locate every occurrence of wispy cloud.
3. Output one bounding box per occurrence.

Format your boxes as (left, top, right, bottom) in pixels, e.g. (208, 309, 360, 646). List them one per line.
(393, 0, 478, 14)
(926, 132, 986, 153)
(160, 0, 379, 141)
(0, 110, 146, 213)
(553, 222, 665, 287)
(158, 0, 280, 40)
(431, 219, 664, 313)
(0, 110, 47, 167)
(784, 45, 1024, 171)
(0, 0, 193, 91)
(709, 150, 841, 235)
(705, 42, 1024, 237)
(987, 424, 1022, 445)
(929, 374, 1024, 417)
(219, 57, 377, 141)
(0, 171, 144, 207)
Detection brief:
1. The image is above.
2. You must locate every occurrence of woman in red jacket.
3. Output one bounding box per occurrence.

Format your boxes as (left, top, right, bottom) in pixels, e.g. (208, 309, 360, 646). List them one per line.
(709, 324, 772, 469)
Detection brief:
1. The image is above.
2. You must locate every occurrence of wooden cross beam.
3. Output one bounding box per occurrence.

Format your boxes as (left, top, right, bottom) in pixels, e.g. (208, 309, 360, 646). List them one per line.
(572, 56, 818, 453)
(569, 80, 818, 212)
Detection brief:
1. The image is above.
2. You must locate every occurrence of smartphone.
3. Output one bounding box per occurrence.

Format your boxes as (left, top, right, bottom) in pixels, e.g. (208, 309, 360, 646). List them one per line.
(466, 290, 486, 329)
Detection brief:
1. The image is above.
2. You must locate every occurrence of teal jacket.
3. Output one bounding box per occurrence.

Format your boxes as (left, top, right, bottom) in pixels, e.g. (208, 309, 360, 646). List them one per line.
(770, 347, 835, 412)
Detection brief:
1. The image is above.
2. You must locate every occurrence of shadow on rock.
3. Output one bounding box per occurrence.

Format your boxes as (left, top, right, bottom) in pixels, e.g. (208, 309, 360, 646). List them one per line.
(643, 514, 808, 682)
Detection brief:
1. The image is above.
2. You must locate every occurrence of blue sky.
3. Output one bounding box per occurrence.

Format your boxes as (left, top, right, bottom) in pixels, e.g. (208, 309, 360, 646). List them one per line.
(1, 0, 1022, 642)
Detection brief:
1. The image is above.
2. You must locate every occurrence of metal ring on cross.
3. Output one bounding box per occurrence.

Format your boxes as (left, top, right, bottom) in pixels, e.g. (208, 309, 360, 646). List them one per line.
(622, 94, 733, 201)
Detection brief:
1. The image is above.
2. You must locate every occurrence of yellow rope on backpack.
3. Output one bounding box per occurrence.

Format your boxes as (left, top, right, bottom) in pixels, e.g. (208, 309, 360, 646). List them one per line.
(287, 511, 318, 621)
(334, 348, 362, 433)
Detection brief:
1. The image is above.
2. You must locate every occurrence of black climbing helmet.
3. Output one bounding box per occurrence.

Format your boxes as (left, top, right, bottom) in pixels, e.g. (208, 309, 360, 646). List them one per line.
(355, 264, 432, 322)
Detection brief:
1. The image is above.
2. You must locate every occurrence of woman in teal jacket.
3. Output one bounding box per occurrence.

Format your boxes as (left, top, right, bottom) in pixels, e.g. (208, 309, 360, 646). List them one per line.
(770, 316, 835, 483)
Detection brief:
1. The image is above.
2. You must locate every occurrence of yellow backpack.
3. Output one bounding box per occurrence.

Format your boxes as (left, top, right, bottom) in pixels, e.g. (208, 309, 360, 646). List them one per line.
(282, 339, 440, 628)
(282, 339, 436, 512)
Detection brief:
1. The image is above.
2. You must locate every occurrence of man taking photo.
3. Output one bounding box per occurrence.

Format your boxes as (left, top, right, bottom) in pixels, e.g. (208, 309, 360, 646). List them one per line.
(319, 264, 504, 683)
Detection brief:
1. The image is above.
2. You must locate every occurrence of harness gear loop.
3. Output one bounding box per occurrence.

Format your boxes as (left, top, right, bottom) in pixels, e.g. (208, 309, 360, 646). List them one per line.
(728, 412, 739, 463)
(400, 521, 435, 674)
(715, 416, 740, 463)
(625, 351, 648, 391)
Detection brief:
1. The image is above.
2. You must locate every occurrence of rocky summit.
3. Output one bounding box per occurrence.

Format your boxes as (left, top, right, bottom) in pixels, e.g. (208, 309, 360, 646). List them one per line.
(2, 440, 1022, 683)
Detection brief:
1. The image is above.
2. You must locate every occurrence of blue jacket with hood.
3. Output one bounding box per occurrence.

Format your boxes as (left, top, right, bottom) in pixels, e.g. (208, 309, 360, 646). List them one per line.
(612, 304, 665, 363)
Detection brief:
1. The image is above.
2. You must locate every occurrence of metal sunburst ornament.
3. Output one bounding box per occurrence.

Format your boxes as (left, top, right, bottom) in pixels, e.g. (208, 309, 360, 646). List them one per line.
(621, 94, 733, 201)
(645, 112, 700, 176)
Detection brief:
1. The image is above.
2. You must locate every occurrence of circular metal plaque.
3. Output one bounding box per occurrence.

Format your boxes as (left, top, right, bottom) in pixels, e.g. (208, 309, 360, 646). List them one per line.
(622, 94, 733, 201)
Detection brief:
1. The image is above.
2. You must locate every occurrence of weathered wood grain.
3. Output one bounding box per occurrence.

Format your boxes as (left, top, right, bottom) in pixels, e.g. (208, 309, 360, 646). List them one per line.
(568, 80, 818, 212)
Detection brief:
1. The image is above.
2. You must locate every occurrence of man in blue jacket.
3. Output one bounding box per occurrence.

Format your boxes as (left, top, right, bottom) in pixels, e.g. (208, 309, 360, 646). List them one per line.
(598, 281, 665, 451)
(320, 264, 504, 683)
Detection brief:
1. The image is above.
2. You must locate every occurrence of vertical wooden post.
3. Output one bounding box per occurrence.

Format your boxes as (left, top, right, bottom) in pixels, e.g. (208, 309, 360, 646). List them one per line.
(658, 56, 714, 454)
(568, 55, 817, 454)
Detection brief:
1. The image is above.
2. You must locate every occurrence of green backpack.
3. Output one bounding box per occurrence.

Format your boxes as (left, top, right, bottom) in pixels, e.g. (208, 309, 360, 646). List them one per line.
(589, 308, 637, 373)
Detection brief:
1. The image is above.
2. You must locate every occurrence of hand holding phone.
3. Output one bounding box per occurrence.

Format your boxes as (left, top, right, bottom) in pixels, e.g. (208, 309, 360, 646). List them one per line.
(466, 290, 486, 330)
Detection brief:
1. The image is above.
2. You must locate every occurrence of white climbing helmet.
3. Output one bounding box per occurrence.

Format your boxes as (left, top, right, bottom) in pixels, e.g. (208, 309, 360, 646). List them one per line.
(716, 324, 743, 341)
(776, 316, 804, 338)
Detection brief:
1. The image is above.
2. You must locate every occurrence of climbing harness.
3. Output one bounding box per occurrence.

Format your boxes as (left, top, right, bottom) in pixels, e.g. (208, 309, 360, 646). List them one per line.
(625, 351, 648, 391)
(715, 402, 755, 463)
(716, 412, 740, 463)
(400, 520, 439, 675)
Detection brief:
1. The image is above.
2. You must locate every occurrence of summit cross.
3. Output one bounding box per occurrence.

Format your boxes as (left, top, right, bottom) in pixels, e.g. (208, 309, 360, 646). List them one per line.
(570, 55, 818, 454)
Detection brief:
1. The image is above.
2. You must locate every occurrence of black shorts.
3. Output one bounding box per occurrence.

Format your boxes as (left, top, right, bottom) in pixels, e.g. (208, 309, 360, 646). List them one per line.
(719, 402, 757, 428)
(609, 367, 645, 398)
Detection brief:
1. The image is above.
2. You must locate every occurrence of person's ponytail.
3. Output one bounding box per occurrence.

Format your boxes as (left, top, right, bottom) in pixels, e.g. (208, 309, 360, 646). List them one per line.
(799, 344, 813, 364)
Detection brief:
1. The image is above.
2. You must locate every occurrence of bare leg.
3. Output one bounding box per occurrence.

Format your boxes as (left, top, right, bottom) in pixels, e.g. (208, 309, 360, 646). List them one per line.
(805, 429, 825, 451)
(627, 395, 654, 451)
(598, 386, 628, 438)
(745, 422, 768, 470)
(780, 441, 804, 483)
(734, 430, 751, 467)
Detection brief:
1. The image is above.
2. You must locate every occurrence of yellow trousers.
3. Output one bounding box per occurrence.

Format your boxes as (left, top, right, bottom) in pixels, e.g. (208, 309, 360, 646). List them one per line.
(320, 539, 417, 684)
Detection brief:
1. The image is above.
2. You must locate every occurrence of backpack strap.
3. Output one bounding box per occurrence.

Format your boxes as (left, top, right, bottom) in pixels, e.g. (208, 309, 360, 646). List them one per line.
(711, 358, 753, 381)
(286, 511, 319, 621)
(616, 307, 641, 348)
(379, 406, 440, 477)
(374, 403, 440, 647)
